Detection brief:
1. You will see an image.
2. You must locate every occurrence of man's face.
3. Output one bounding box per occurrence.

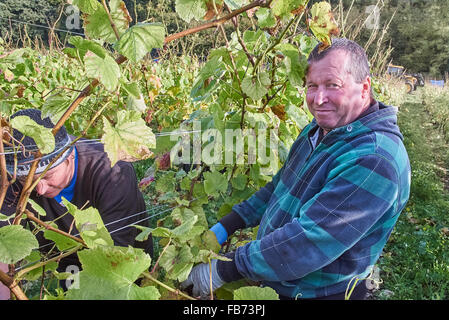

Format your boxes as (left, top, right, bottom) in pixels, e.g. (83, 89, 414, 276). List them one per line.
(19, 153, 75, 198)
(305, 50, 371, 135)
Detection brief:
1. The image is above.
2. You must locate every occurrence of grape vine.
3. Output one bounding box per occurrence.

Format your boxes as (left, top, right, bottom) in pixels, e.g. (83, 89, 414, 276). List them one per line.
(0, 0, 340, 300)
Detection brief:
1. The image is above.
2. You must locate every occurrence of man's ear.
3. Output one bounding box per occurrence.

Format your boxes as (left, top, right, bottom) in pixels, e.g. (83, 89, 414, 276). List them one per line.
(362, 76, 371, 99)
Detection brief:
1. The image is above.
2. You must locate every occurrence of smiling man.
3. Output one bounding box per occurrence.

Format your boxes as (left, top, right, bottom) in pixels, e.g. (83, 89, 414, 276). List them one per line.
(305, 39, 375, 139)
(0, 109, 152, 299)
(182, 38, 411, 300)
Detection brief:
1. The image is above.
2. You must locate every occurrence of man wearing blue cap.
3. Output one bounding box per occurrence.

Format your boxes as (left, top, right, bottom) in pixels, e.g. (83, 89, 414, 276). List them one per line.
(0, 109, 152, 299)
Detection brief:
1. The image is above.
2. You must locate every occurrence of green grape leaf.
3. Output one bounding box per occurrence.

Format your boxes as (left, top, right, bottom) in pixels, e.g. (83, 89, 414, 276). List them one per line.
(296, 34, 319, 57)
(233, 286, 279, 300)
(191, 55, 225, 100)
(241, 72, 271, 101)
(66, 246, 159, 300)
(84, 50, 121, 92)
(28, 199, 46, 217)
(242, 30, 267, 51)
(215, 279, 248, 300)
(155, 171, 176, 193)
(116, 23, 165, 63)
(175, 0, 207, 23)
(41, 92, 73, 125)
(10, 116, 55, 154)
(172, 215, 198, 237)
(308, 1, 339, 49)
(121, 81, 147, 112)
(286, 104, 309, 129)
(83, 0, 132, 44)
(0, 225, 39, 264)
(68, 36, 108, 61)
(271, 0, 307, 20)
(72, 0, 102, 14)
(256, 7, 276, 28)
(201, 230, 221, 253)
(159, 245, 193, 282)
(188, 206, 208, 228)
(231, 174, 248, 191)
(276, 43, 307, 86)
(203, 171, 228, 196)
(62, 198, 114, 248)
(0, 213, 11, 222)
(101, 110, 156, 166)
(150, 227, 174, 238)
(44, 229, 79, 251)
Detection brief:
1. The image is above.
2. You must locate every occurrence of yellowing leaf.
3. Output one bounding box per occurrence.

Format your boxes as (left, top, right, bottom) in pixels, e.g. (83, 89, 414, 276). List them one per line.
(271, 0, 308, 20)
(308, 1, 339, 50)
(116, 23, 165, 63)
(101, 110, 156, 166)
(62, 198, 114, 248)
(10, 116, 55, 154)
(84, 51, 121, 92)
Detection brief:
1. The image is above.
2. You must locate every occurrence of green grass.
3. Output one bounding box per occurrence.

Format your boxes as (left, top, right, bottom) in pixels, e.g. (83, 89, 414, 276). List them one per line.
(374, 87, 449, 300)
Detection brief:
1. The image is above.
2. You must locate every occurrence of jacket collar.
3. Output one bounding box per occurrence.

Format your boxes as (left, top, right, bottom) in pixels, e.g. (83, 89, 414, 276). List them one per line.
(306, 101, 401, 146)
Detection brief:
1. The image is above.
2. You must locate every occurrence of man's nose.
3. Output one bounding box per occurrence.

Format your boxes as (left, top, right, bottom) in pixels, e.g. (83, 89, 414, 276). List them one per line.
(314, 87, 328, 105)
(35, 180, 49, 195)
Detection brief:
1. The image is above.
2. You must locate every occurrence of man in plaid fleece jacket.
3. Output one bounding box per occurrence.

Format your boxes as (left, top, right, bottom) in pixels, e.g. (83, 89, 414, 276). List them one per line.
(181, 38, 411, 299)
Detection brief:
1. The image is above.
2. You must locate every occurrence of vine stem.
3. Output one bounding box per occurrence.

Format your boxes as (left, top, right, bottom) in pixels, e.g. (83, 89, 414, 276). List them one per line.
(0, 119, 9, 208)
(142, 272, 197, 301)
(150, 238, 171, 274)
(101, 0, 121, 41)
(208, 258, 213, 300)
(164, 0, 271, 44)
(16, 245, 83, 279)
(25, 209, 86, 247)
(252, 12, 304, 75)
(0, 269, 28, 300)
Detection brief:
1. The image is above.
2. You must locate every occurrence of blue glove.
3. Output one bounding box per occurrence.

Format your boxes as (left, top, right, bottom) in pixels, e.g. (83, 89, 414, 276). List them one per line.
(210, 222, 228, 245)
(180, 260, 225, 299)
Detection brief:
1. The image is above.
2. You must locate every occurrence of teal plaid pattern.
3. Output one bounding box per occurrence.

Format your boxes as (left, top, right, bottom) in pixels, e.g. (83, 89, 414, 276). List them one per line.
(231, 102, 411, 298)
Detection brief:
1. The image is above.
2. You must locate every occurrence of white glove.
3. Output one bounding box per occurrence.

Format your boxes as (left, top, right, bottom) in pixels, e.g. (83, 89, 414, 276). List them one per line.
(180, 260, 225, 299)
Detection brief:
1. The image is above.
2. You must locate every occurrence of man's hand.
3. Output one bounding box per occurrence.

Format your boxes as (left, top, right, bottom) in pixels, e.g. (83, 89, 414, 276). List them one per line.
(180, 259, 225, 299)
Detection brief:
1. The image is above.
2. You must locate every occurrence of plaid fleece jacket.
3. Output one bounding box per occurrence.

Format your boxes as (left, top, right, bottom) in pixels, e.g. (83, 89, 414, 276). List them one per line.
(217, 101, 411, 298)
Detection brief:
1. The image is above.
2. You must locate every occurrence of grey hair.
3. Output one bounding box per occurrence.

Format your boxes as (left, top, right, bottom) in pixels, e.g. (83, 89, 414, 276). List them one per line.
(307, 38, 371, 84)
